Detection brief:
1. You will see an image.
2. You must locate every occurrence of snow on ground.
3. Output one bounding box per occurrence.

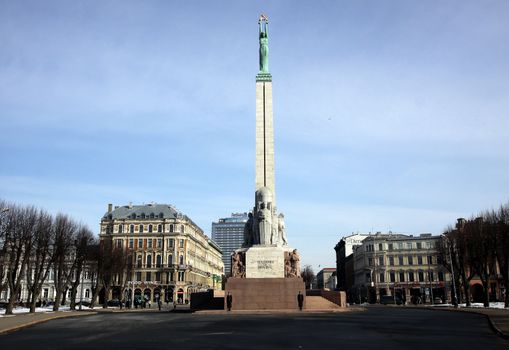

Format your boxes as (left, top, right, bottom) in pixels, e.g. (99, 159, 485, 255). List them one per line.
(427, 302, 507, 309)
(0, 306, 71, 317)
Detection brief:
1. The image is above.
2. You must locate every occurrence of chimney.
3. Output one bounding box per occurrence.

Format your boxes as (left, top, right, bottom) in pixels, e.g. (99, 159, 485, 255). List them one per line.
(108, 203, 113, 213)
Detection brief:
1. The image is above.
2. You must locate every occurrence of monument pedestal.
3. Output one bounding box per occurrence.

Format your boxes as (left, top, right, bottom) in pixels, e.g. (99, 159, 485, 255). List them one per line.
(225, 277, 305, 310)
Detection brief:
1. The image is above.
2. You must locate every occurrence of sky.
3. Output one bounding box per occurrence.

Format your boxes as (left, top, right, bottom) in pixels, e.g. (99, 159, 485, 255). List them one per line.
(1, 0, 508, 272)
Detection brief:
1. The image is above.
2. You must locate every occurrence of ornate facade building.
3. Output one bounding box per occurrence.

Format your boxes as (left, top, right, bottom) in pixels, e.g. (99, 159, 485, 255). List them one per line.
(100, 203, 223, 305)
(350, 232, 452, 304)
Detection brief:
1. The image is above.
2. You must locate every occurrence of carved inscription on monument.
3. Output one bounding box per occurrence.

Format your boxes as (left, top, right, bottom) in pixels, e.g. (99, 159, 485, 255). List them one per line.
(245, 246, 284, 278)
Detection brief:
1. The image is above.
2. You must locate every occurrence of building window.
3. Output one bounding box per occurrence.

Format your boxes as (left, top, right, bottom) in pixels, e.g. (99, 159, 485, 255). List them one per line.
(418, 271, 424, 282)
(170, 224, 174, 233)
(398, 242, 403, 250)
(148, 224, 153, 233)
(169, 239, 174, 248)
(368, 258, 373, 266)
(388, 243, 393, 251)
(116, 240, 122, 248)
(137, 256, 142, 268)
(427, 256, 433, 265)
(157, 239, 162, 248)
(129, 239, 134, 249)
(137, 238, 143, 249)
(398, 256, 404, 265)
(408, 256, 413, 265)
(118, 225, 123, 234)
(407, 242, 413, 249)
(136, 272, 142, 281)
(378, 243, 383, 251)
(130, 224, 134, 233)
(408, 272, 415, 282)
(180, 225, 185, 233)
(438, 271, 444, 282)
(417, 256, 423, 265)
(158, 224, 162, 233)
(168, 272, 174, 282)
(155, 272, 161, 282)
(178, 271, 185, 281)
(399, 272, 405, 282)
(366, 273, 371, 282)
(378, 256, 384, 266)
(85, 289, 90, 298)
(139, 224, 144, 233)
(168, 255, 173, 265)
(148, 239, 153, 249)
(389, 257, 394, 266)
(146, 272, 152, 282)
(390, 272, 395, 282)
(428, 271, 434, 281)
(156, 255, 162, 268)
(141, 213, 146, 219)
(379, 273, 385, 283)
(179, 239, 184, 248)
(179, 255, 184, 265)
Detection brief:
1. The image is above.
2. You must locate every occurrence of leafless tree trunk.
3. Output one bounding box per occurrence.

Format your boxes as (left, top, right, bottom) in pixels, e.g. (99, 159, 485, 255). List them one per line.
(52, 214, 77, 311)
(26, 210, 54, 313)
(69, 226, 94, 310)
(0, 199, 11, 299)
(4, 205, 37, 315)
(495, 203, 509, 308)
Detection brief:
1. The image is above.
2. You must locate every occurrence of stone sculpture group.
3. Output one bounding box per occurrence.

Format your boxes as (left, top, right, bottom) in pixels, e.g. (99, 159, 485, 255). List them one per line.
(243, 187, 288, 247)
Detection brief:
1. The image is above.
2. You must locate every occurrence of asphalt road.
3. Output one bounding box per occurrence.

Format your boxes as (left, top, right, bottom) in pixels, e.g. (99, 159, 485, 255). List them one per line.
(1, 307, 507, 350)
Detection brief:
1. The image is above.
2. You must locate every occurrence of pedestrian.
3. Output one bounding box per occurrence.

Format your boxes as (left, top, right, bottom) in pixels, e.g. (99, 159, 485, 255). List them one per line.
(226, 292, 233, 311)
(297, 291, 304, 311)
(158, 299, 162, 311)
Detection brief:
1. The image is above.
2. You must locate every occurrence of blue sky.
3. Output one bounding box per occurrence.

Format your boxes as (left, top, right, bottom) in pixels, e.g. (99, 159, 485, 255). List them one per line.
(1, 1, 508, 271)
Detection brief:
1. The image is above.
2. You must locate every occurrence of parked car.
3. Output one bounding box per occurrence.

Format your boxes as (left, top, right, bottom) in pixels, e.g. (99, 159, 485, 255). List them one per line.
(380, 295, 403, 305)
(107, 299, 120, 307)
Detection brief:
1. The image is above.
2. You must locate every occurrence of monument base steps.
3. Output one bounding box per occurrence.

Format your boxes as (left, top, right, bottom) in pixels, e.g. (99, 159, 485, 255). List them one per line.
(225, 277, 305, 310)
(304, 296, 343, 310)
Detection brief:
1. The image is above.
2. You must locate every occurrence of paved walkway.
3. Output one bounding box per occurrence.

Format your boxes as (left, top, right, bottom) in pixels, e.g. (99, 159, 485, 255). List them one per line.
(0, 310, 96, 335)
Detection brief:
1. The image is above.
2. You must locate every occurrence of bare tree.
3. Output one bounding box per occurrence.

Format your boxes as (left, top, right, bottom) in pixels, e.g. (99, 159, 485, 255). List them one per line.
(25, 210, 54, 313)
(87, 243, 101, 309)
(69, 225, 94, 310)
(98, 238, 128, 308)
(300, 265, 315, 289)
(468, 216, 497, 307)
(4, 205, 37, 314)
(494, 203, 509, 308)
(0, 199, 11, 298)
(52, 214, 77, 311)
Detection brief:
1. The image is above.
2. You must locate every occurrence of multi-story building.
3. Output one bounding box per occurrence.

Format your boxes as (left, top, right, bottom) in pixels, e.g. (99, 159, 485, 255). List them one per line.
(100, 203, 223, 305)
(351, 232, 452, 304)
(316, 268, 337, 290)
(211, 213, 248, 276)
(335, 233, 370, 291)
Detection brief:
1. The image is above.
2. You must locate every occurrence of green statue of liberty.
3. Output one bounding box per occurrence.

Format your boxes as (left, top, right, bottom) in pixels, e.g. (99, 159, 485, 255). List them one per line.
(259, 14, 269, 74)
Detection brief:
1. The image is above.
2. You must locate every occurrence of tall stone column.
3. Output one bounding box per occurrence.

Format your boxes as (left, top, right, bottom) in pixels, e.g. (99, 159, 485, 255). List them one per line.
(255, 14, 276, 207)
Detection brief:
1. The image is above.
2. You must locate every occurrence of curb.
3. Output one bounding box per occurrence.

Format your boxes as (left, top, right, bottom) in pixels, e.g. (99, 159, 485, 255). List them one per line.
(0, 311, 96, 335)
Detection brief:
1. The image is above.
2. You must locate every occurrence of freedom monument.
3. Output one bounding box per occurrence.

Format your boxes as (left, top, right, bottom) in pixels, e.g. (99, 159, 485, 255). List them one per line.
(224, 15, 306, 310)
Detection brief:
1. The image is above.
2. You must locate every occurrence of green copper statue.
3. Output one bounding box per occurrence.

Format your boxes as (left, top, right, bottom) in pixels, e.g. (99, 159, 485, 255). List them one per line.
(259, 14, 269, 74)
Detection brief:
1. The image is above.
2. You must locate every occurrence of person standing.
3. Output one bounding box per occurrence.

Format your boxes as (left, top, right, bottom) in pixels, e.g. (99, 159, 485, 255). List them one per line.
(297, 291, 304, 311)
(226, 292, 233, 311)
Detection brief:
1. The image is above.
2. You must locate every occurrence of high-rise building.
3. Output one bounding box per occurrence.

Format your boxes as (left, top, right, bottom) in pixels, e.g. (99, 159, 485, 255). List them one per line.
(211, 213, 249, 275)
